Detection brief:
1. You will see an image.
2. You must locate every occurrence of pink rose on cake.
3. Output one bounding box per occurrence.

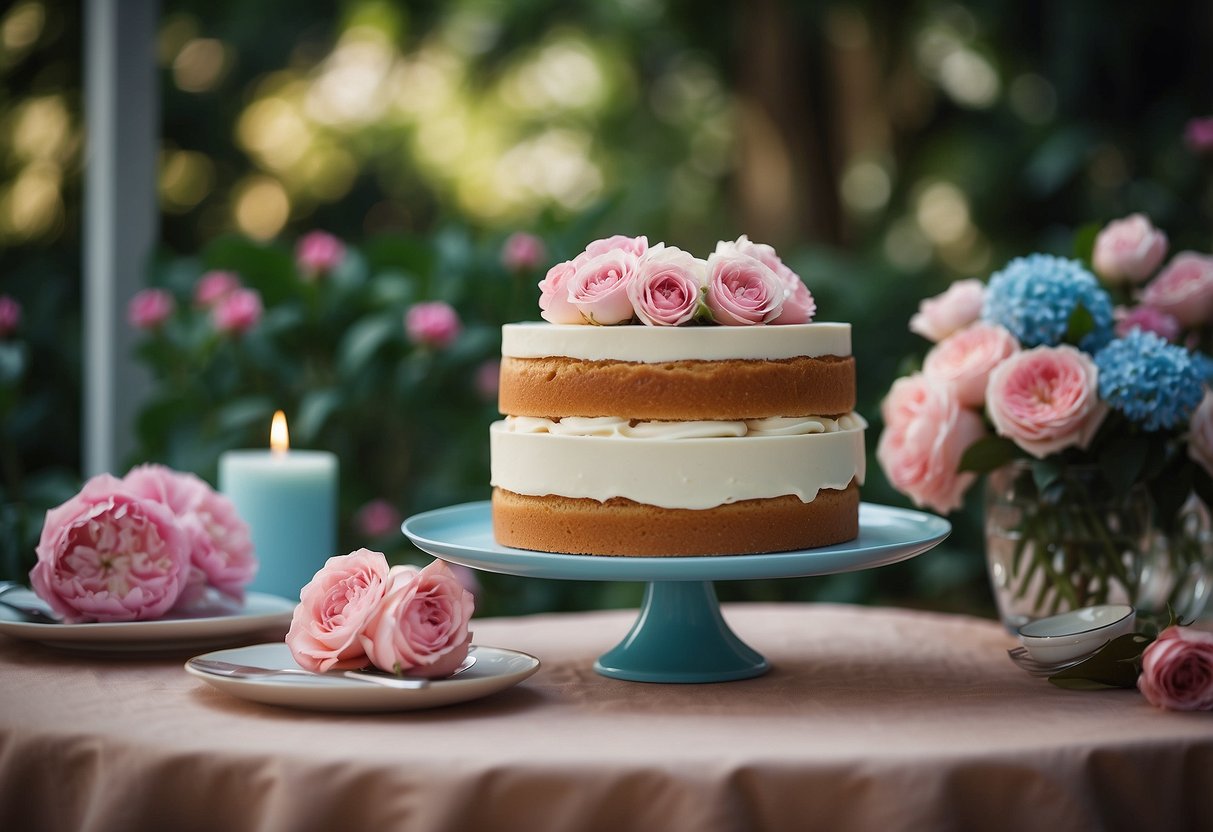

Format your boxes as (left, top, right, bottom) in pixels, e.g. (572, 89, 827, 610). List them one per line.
(714, 235, 815, 324)
(627, 243, 706, 326)
(286, 548, 391, 672)
(575, 234, 649, 263)
(569, 249, 639, 325)
(538, 260, 583, 324)
(922, 323, 1019, 407)
(31, 474, 193, 623)
(704, 251, 786, 325)
(909, 279, 985, 342)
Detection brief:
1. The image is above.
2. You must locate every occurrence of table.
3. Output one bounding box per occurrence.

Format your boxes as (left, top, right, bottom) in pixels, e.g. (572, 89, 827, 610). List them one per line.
(1, 604, 1211, 831)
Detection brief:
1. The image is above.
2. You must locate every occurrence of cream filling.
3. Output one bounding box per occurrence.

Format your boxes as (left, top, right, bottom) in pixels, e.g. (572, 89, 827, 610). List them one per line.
(489, 419, 866, 510)
(504, 413, 867, 439)
(501, 322, 851, 362)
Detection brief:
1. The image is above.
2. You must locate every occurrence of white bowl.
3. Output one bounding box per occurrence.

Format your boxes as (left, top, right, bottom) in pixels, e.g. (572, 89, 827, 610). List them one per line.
(1017, 605, 1136, 664)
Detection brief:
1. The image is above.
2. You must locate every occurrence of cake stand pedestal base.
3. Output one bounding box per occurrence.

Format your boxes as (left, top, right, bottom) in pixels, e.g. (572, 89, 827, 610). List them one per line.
(593, 581, 768, 683)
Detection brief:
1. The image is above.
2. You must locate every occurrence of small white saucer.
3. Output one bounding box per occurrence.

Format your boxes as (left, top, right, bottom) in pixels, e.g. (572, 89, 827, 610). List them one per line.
(1018, 605, 1136, 664)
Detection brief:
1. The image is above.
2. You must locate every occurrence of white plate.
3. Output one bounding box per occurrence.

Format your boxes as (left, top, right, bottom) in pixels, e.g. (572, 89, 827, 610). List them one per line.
(185, 642, 540, 712)
(0, 589, 295, 653)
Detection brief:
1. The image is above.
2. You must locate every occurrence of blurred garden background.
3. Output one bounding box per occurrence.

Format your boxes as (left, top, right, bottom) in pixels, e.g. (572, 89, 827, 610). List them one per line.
(1, 0, 1212, 616)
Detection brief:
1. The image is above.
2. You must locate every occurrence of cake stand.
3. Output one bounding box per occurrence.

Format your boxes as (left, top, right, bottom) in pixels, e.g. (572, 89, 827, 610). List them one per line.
(403, 501, 950, 684)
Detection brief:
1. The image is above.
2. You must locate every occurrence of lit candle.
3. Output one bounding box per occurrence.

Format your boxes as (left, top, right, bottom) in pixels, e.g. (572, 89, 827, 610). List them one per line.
(219, 410, 338, 599)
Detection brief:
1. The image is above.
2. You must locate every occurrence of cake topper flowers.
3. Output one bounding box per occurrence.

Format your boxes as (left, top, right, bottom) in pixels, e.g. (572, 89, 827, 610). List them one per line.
(538, 235, 815, 327)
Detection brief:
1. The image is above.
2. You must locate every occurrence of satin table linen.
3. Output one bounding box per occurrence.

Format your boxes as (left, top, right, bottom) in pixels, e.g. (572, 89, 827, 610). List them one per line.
(1, 603, 1211, 832)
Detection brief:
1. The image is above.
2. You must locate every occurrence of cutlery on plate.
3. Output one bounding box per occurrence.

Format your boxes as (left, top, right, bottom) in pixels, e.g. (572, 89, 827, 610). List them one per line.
(189, 653, 477, 688)
(0, 582, 59, 625)
(1006, 646, 1092, 677)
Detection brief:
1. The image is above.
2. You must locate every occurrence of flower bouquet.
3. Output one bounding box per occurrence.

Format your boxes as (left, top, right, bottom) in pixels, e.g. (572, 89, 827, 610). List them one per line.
(879, 214, 1213, 629)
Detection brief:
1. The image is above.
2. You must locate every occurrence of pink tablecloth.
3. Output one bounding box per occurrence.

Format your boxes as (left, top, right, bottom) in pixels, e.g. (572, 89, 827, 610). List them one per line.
(1, 603, 1211, 831)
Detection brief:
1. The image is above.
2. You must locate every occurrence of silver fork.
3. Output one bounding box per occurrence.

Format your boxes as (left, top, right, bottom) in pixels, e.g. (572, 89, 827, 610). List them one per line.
(1006, 646, 1092, 677)
(189, 653, 477, 688)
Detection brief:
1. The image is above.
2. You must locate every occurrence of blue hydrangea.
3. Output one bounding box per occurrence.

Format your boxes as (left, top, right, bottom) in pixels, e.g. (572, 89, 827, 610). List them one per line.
(1094, 330, 1205, 431)
(981, 254, 1114, 352)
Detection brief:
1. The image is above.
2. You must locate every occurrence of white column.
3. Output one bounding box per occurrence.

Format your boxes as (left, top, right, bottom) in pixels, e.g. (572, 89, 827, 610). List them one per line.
(83, 0, 159, 476)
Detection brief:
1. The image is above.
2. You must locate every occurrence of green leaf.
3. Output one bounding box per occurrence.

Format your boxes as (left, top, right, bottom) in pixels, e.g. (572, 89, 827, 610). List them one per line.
(1031, 458, 1063, 493)
(294, 388, 342, 444)
(958, 436, 1019, 473)
(1064, 303, 1095, 346)
(215, 396, 275, 434)
(1072, 222, 1101, 265)
(337, 314, 400, 377)
(1047, 632, 1153, 690)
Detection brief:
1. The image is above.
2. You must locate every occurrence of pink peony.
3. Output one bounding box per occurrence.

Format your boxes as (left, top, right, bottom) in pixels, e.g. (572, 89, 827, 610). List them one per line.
(405, 300, 462, 347)
(360, 559, 475, 678)
(715, 235, 815, 324)
(1092, 214, 1168, 285)
(31, 474, 192, 623)
(985, 345, 1106, 459)
(627, 243, 706, 326)
(475, 358, 500, 402)
(1140, 253, 1213, 327)
(354, 499, 403, 539)
(568, 249, 639, 325)
(285, 549, 391, 672)
(295, 231, 346, 278)
(0, 295, 21, 338)
(123, 464, 256, 604)
(909, 279, 985, 343)
(538, 261, 584, 324)
(212, 288, 263, 335)
(127, 289, 175, 331)
(575, 234, 648, 263)
(922, 323, 1019, 407)
(877, 374, 987, 515)
(1188, 390, 1213, 478)
(501, 232, 547, 272)
(1184, 117, 1213, 155)
(193, 271, 241, 308)
(1137, 626, 1213, 711)
(704, 251, 785, 325)
(1114, 305, 1181, 342)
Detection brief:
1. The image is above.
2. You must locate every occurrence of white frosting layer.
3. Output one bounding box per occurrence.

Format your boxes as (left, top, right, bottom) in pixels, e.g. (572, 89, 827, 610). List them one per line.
(504, 413, 867, 439)
(501, 322, 851, 363)
(489, 419, 866, 510)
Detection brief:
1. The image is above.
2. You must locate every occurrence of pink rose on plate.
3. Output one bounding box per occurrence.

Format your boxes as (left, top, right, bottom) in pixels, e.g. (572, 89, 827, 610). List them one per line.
(909, 279, 984, 343)
(0, 295, 22, 338)
(538, 261, 584, 324)
(1114, 305, 1181, 342)
(922, 323, 1019, 407)
(627, 243, 706, 326)
(405, 300, 462, 347)
(212, 288, 263, 335)
(123, 464, 257, 604)
(1140, 252, 1213, 327)
(1091, 214, 1168, 285)
(1189, 390, 1213, 478)
(295, 231, 346, 278)
(127, 289, 175, 331)
(501, 232, 547, 272)
(986, 345, 1106, 459)
(1138, 626, 1213, 711)
(876, 374, 986, 515)
(576, 234, 648, 263)
(704, 251, 785, 325)
(568, 249, 639, 325)
(31, 474, 192, 623)
(286, 549, 391, 672)
(715, 235, 815, 324)
(361, 559, 475, 678)
(193, 271, 241, 308)
(354, 499, 403, 539)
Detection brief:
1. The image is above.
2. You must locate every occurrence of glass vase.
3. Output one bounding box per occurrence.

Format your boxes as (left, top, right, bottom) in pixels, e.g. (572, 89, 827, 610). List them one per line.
(984, 461, 1213, 631)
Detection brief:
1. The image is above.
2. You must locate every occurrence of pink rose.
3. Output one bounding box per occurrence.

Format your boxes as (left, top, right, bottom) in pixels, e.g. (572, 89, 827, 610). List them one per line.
(127, 288, 175, 331)
(31, 474, 192, 623)
(922, 323, 1019, 407)
(538, 261, 584, 324)
(1114, 305, 1181, 342)
(354, 499, 403, 539)
(501, 232, 547, 272)
(295, 231, 345, 278)
(627, 243, 706, 326)
(405, 300, 462, 347)
(704, 251, 785, 325)
(475, 358, 500, 401)
(360, 559, 475, 678)
(985, 345, 1106, 459)
(1141, 253, 1213, 327)
(0, 295, 21, 338)
(909, 279, 985, 342)
(1092, 214, 1168, 284)
(1137, 626, 1213, 711)
(877, 374, 987, 515)
(1184, 117, 1213, 155)
(285, 548, 391, 672)
(123, 464, 257, 603)
(193, 271, 241, 308)
(568, 249, 639, 325)
(715, 235, 815, 324)
(575, 234, 648, 263)
(212, 288, 263, 335)
(1188, 390, 1213, 478)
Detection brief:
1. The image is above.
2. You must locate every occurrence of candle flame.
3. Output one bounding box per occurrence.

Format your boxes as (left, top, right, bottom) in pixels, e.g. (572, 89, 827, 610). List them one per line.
(270, 410, 290, 452)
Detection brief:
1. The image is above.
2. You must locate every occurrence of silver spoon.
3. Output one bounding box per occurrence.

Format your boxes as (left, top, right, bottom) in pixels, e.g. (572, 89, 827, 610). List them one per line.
(189, 653, 477, 688)
(1006, 646, 1093, 677)
(0, 582, 59, 625)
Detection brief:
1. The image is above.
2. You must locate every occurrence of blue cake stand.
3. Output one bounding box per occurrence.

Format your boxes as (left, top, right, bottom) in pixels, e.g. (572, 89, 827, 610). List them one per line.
(403, 501, 949, 684)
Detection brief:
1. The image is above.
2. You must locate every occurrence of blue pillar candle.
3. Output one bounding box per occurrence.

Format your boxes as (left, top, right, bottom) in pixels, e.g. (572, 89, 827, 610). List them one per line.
(219, 411, 338, 600)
